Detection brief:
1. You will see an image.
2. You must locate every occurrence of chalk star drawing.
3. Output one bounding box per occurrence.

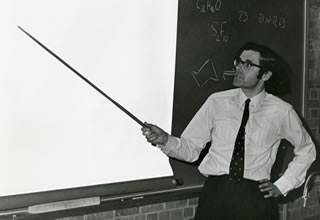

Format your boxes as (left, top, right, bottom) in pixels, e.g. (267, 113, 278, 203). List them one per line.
(192, 58, 219, 88)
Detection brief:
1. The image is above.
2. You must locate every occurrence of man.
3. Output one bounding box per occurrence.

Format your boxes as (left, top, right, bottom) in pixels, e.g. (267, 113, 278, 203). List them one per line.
(141, 42, 316, 220)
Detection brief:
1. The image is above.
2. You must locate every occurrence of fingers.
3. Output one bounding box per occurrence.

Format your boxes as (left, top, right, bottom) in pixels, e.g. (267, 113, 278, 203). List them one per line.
(258, 179, 282, 198)
(141, 122, 169, 146)
(141, 122, 151, 132)
(141, 122, 160, 145)
(141, 122, 153, 133)
(146, 132, 158, 142)
(141, 122, 154, 136)
(142, 128, 154, 140)
(258, 179, 274, 198)
(141, 128, 151, 136)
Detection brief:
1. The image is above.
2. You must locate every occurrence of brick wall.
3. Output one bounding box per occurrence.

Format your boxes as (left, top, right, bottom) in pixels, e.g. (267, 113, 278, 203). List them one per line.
(307, 0, 320, 143)
(56, 1, 320, 220)
(283, 0, 320, 220)
(55, 198, 198, 220)
(285, 183, 320, 220)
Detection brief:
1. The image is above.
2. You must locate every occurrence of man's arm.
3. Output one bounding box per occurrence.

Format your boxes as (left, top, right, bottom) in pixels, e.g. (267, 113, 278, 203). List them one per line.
(274, 107, 316, 196)
(141, 95, 215, 162)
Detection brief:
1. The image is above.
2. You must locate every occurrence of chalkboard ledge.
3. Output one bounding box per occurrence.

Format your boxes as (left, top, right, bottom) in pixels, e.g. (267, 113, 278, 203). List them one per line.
(5, 184, 204, 220)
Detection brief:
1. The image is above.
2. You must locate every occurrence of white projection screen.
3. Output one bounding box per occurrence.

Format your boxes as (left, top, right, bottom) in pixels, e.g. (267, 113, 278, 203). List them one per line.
(0, 0, 177, 197)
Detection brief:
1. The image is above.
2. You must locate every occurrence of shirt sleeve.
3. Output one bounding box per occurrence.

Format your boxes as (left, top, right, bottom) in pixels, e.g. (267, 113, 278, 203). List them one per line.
(274, 107, 316, 195)
(159, 96, 214, 162)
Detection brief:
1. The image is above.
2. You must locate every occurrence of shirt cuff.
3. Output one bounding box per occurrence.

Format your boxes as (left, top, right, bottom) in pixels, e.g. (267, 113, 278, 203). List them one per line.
(274, 176, 294, 196)
(158, 135, 179, 154)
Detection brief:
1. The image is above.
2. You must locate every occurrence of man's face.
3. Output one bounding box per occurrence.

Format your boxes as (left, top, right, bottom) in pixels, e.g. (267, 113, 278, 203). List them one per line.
(232, 50, 263, 90)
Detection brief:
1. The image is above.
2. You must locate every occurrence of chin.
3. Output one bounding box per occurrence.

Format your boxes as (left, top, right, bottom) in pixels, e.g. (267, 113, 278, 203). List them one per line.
(232, 79, 241, 87)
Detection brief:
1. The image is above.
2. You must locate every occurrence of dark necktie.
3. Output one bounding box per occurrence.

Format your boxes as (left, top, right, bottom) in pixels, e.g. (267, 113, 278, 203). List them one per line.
(229, 99, 250, 182)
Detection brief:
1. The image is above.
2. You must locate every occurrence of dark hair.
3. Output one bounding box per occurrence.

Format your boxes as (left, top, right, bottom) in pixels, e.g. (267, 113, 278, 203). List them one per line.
(235, 42, 292, 96)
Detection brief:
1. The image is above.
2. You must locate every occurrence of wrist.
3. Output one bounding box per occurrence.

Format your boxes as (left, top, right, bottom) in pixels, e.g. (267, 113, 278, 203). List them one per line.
(163, 133, 169, 146)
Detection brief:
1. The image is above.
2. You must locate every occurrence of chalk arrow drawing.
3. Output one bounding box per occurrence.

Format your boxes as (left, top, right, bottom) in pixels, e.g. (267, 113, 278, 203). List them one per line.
(192, 58, 219, 88)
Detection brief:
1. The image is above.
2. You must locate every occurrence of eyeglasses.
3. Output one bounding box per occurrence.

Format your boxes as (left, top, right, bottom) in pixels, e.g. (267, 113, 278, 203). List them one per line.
(233, 56, 262, 70)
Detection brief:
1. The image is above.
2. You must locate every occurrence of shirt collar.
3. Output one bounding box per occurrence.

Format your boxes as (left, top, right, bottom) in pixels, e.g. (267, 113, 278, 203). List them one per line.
(237, 88, 266, 110)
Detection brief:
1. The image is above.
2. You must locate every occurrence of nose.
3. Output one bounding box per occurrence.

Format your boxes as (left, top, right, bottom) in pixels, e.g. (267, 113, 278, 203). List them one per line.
(234, 66, 244, 77)
(235, 64, 242, 72)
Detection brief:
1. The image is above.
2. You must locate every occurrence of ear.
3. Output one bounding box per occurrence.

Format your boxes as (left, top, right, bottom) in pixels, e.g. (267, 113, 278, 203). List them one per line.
(261, 71, 272, 81)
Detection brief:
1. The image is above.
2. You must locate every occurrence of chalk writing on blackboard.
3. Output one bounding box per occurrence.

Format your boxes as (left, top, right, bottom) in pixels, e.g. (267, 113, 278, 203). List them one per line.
(192, 58, 218, 88)
(238, 10, 287, 29)
(196, 0, 222, 13)
(192, 58, 235, 88)
(209, 21, 229, 42)
(238, 11, 249, 23)
(258, 13, 286, 29)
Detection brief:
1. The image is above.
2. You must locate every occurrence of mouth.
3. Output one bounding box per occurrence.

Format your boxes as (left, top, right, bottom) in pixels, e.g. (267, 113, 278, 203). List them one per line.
(233, 70, 243, 79)
(234, 74, 243, 79)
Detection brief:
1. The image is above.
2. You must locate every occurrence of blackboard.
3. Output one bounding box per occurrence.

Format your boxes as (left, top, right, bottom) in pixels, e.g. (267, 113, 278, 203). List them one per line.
(170, 0, 306, 187)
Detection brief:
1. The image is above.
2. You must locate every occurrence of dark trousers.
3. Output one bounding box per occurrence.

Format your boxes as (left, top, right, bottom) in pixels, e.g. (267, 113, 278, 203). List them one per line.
(194, 175, 279, 220)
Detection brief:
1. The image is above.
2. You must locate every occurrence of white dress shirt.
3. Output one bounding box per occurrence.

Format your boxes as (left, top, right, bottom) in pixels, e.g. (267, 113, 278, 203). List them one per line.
(161, 88, 316, 195)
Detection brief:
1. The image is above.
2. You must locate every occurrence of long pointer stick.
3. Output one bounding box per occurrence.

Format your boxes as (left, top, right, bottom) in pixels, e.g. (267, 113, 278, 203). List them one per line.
(18, 26, 145, 127)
